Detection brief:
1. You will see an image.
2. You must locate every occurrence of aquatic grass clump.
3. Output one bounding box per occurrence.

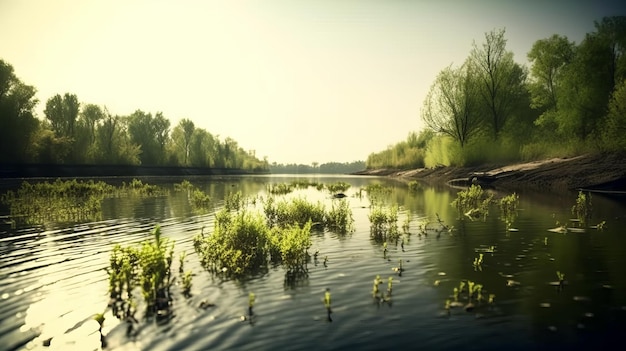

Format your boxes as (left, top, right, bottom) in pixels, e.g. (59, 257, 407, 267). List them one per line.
(1, 179, 114, 225)
(173, 180, 212, 211)
(119, 179, 169, 197)
(368, 204, 399, 241)
(290, 179, 321, 189)
(194, 208, 272, 276)
(451, 184, 492, 220)
(324, 198, 355, 234)
(365, 183, 393, 206)
(107, 225, 174, 319)
(173, 180, 195, 192)
(571, 190, 591, 227)
(499, 192, 519, 230)
(224, 190, 246, 211)
(263, 196, 325, 228)
(194, 208, 314, 278)
(272, 221, 312, 272)
(267, 183, 294, 195)
(325, 181, 351, 194)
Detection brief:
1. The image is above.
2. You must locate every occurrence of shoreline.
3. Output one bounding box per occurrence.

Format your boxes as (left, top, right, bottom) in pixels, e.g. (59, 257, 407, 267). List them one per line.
(353, 152, 626, 195)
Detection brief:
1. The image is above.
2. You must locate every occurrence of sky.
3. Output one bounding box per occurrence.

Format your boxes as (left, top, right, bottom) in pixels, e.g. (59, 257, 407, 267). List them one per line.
(1, 0, 624, 164)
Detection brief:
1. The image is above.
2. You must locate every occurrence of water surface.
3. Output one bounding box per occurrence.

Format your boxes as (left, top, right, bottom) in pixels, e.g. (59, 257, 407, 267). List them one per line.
(1, 175, 625, 350)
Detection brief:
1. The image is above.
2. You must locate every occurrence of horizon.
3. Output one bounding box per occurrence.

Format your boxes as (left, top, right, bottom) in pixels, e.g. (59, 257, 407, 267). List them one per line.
(1, 0, 624, 165)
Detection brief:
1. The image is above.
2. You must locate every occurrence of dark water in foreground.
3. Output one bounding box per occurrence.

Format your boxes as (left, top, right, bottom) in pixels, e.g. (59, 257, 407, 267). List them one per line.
(1, 175, 626, 351)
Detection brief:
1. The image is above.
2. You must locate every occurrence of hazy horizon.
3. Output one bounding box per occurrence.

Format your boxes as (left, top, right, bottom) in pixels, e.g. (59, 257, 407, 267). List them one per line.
(1, 0, 624, 165)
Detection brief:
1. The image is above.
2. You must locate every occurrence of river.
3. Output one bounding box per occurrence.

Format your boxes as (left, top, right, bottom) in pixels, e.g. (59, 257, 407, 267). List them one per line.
(1, 175, 625, 350)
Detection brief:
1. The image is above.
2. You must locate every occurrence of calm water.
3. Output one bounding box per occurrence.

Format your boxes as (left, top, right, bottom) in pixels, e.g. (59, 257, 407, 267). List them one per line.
(1, 175, 625, 351)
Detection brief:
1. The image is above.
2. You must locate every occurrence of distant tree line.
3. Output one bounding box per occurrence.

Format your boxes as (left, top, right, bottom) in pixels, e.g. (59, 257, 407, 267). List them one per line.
(270, 161, 365, 174)
(366, 16, 626, 169)
(0, 59, 269, 171)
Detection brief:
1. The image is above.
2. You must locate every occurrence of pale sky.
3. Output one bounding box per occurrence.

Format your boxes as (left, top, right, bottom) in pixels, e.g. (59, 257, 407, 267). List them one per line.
(1, 0, 624, 164)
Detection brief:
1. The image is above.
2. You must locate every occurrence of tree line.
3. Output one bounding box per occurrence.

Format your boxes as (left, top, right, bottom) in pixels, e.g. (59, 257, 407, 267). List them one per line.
(366, 16, 626, 169)
(269, 161, 365, 174)
(0, 60, 269, 171)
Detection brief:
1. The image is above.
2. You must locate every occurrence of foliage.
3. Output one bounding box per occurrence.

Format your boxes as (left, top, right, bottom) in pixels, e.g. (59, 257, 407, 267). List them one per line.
(422, 62, 482, 147)
(325, 198, 355, 234)
(263, 196, 325, 228)
(368, 204, 399, 242)
(267, 183, 294, 195)
(119, 178, 168, 197)
(224, 191, 245, 211)
(193, 208, 315, 277)
(194, 209, 272, 276)
(0, 179, 114, 225)
(371, 16, 626, 168)
(499, 192, 519, 230)
(366, 130, 432, 169)
(451, 185, 493, 220)
(325, 181, 351, 194)
(0, 179, 169, 226)
(0, 59, 40, 163)
(571, 190, 592, 227)
(602, 79, 626, 150)
(107, 225, 174, 318)
(269, 161, 366, 174)
(364, 183, 394, 206)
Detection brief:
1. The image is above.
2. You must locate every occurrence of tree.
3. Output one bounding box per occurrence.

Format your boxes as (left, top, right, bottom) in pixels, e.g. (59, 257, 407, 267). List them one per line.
(127, 110, 170, 165)
(594, 16, 626, 92)
(422, 62, 482, 147)
(0, 59, 40, 163)
(469, 28, 527, 139)
(80, 104, 105, 145)
(527, 34, 575, 113)
(171, 119, 195, 165)
(44, 93, 79, 138)
(94, 111, 140, 165)
(554, 19, 625, 141)
(602, 78, 626, 150)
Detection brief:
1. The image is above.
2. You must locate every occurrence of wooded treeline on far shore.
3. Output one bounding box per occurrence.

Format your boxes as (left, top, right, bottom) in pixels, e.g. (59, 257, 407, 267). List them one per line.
(366, 16, 626, 170)
(0, 59, 269, 173)
(269, 161, 365, 174)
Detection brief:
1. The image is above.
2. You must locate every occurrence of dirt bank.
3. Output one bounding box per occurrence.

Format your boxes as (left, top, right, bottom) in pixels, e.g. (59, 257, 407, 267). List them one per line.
(354, 152, 626, 194)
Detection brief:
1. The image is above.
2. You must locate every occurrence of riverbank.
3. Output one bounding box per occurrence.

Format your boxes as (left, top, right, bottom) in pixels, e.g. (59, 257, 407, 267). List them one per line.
(0, 163, 269, 179)
(353, 152, 626, 194)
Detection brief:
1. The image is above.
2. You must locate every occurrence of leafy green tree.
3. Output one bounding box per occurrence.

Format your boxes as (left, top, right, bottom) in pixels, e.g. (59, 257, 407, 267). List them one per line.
(602, 79, 626, 150)
(422, 62, 482, 147)
(94, 112, 140, 165)
(80, 104, 105, 145)
(0, 59, 40, 163)
(189, 128, 217, 167)
(469, 28, 527, 139)
(527, 34, 575, 113)
(127, 110, 170, 165)
(44, 93, 79, 138)
(170, 119, 195, 165)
